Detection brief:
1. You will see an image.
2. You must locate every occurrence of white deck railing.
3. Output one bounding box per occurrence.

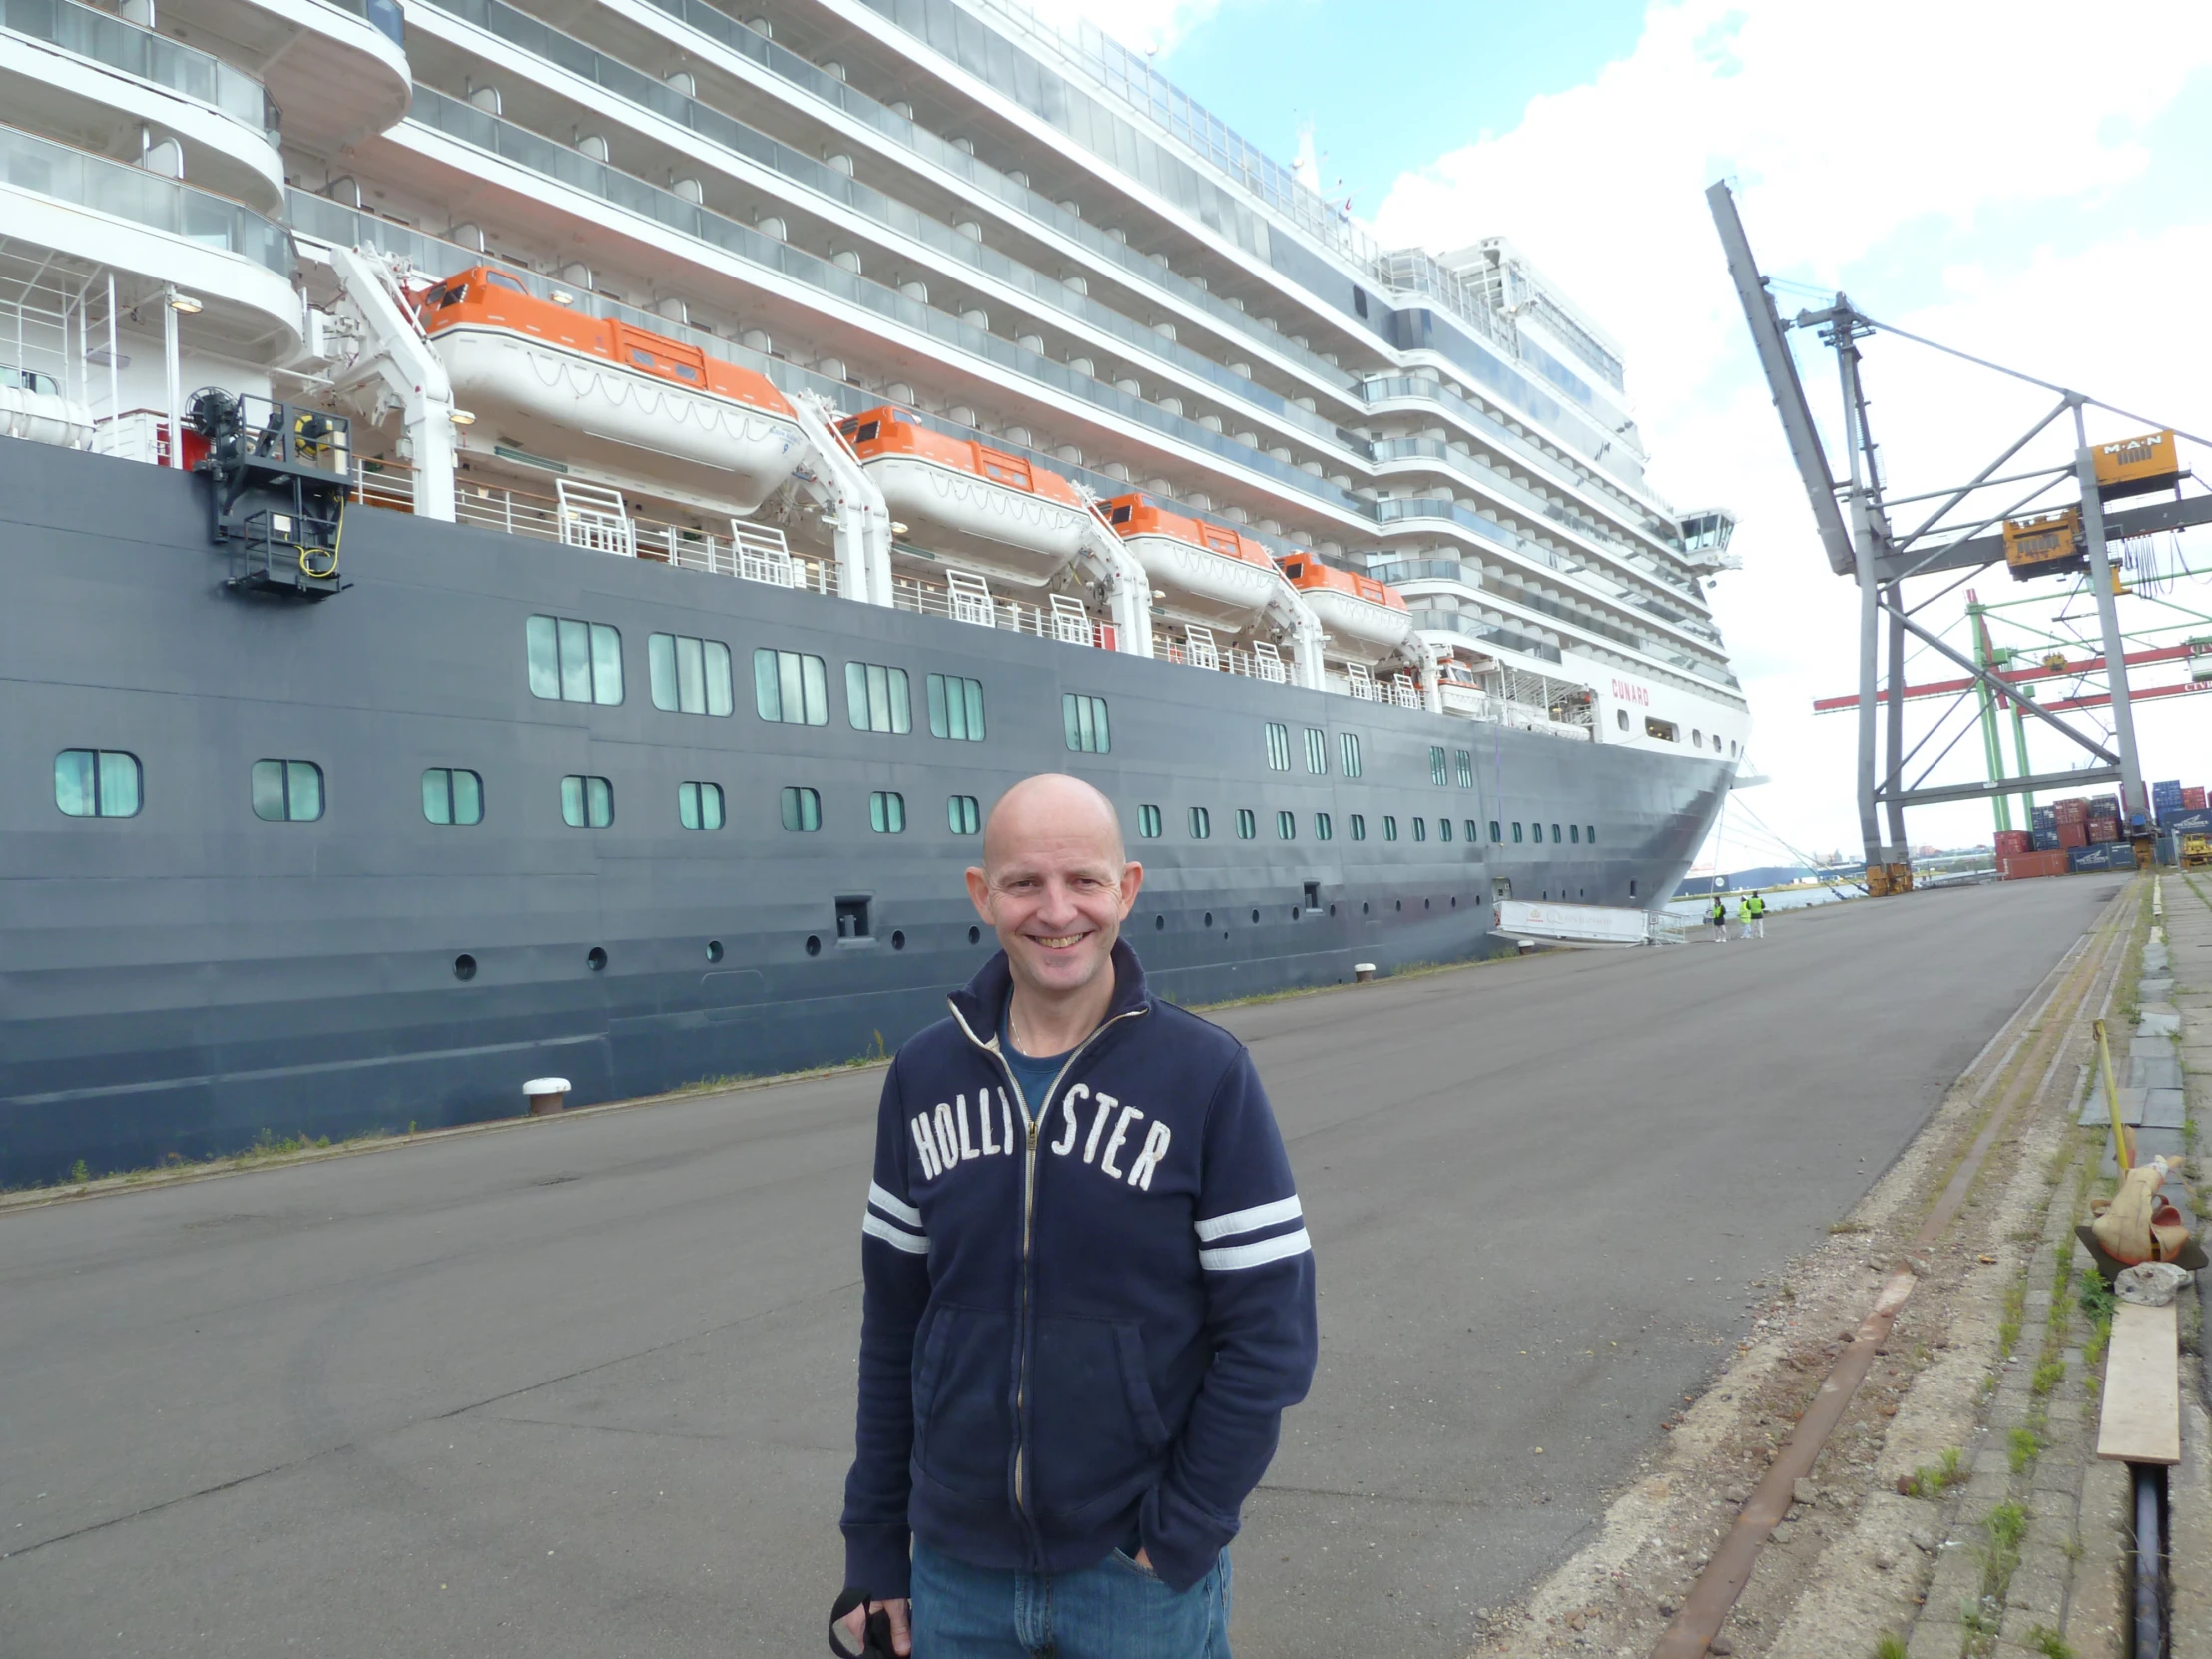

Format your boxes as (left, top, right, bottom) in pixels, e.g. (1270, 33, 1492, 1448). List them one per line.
(58, 420, 1639, 741)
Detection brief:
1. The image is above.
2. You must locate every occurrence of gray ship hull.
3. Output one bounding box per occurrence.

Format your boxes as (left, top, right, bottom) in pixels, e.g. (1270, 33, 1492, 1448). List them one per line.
(0, 442, 1730, 1182)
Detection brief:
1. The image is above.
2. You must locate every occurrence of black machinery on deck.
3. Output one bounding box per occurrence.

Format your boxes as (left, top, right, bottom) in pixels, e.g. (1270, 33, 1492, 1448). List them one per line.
(188, 389, 352, 600)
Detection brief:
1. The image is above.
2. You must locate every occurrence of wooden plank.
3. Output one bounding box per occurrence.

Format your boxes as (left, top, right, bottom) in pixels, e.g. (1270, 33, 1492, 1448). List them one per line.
(2097, 1301, 2181, 1465)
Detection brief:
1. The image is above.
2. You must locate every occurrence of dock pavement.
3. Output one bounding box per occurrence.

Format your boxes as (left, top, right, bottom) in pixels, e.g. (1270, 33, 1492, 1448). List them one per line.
(0, 875, 2121, 1658)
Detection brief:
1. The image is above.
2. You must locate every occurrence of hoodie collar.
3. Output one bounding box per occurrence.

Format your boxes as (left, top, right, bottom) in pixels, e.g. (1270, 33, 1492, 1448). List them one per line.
(947, 938, 1151, 1052)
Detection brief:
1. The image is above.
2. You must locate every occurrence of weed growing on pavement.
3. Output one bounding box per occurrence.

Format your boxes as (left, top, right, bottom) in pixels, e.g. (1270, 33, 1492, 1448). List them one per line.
(1960, 1592, 2002, 1636)
(2079, 1274, 2117, 1370)
(1900, 1446, 1965, 1497)
(2007, 1426, 2043, 1472)
(2025, 1624, 2076, 1658)
(1998, 1274, 2025, 1355)
(1873, 1636, 1909, 1659)
(2030, 1358, 2065, 1396)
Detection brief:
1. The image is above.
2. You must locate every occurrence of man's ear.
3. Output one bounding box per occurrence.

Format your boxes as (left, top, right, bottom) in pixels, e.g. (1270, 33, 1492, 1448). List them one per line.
(965, 866, 992, 920)
(1118, 861, 1145, 915)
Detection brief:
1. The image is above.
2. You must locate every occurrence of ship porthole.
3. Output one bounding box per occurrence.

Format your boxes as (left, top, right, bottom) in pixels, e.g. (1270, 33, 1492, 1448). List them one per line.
(1395, 899, 1402, 912)
(1154, 914, 1165, 931)
(1204, 912, 1213, 927)
(806, 935, 822, 957)
(453, 953, 477, 981)
(705, 940, 724, 963)
(587, 946, 607, 972)
(1362, 901, 1370, 915)
(1424, 899, 1430, 910)
(967, 925, 981, 945)
(1328, 903, 1336, 916)
(1451, 896, 1457, 908)
(1250, 909, 1259, 924)
(891, 930, 906, 951)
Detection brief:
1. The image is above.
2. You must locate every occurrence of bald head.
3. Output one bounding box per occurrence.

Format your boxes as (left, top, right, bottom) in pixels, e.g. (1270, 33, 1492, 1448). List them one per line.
(981, 772, 1125, 875)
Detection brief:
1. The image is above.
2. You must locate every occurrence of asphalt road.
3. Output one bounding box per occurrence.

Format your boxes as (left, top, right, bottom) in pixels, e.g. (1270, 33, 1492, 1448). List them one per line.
(0, 876, 2121, 1658)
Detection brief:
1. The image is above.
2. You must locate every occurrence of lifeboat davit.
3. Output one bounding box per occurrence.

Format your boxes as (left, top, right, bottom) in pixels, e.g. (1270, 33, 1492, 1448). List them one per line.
(1100, 494, 1284, 630)
(413, 267, 805, 512)
(1277, 553, 1415, 664)
(838, 407, 1092, 584)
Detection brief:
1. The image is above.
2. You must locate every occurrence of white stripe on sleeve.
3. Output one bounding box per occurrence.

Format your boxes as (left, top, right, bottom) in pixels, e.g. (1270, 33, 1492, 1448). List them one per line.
(1193, 1195, 1303, 1242)
(1198, 1227, 1312, 1273)
(868, 1181, 922, 1228)
(861, 1211, 929, 1255)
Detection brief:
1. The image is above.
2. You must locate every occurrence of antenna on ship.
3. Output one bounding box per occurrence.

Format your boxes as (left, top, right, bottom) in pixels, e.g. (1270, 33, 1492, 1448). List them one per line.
(1706, 180, 2212, 893)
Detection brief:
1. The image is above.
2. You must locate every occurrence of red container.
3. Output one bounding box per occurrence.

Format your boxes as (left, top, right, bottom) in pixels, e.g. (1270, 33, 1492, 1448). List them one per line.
(2184, 787, 2206, 811)
(2057, 821, 2089, 849)
(2088, 821, 2118, 843)
(2000, 851, 2069, 879)
(2054, 799, 2089, 823)
(1995, 830, 2034, 855)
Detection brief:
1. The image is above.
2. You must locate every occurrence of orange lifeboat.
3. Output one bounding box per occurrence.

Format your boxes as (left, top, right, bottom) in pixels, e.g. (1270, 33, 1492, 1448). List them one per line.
(413, 267, 805, 512)
(1100, 494, 1285, 630)
(838, 406, 1093, 583)
(1276, 553, 1414, 663)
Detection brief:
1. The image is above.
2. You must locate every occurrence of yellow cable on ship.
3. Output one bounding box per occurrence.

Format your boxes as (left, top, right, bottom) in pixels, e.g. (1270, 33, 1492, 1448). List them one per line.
(298, 500, 343, 580)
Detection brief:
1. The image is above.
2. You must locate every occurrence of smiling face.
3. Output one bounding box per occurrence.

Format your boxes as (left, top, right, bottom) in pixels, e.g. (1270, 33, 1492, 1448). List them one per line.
(967, 774, 1143, 1011)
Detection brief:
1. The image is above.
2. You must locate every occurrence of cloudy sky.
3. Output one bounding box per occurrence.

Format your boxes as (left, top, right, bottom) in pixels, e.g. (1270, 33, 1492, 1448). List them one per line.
(1035, 0, 2212, 868)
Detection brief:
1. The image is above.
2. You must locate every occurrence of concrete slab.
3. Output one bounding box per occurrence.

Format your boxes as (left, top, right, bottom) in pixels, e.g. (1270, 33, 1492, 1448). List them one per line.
(2134, 1054, 2184, 1092)
(2146, 1088, 2189, 1130)
(2081, 1086, 2148, 1127)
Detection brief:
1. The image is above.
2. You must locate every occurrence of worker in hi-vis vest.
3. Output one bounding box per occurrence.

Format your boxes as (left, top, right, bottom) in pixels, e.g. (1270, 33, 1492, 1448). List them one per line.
(1742, 892, 1766, 939)
(1708, 894, 1729, 943)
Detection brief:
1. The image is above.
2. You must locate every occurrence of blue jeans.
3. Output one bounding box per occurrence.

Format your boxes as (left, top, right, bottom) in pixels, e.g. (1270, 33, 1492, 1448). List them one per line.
(909, 1539, 1233, 1659)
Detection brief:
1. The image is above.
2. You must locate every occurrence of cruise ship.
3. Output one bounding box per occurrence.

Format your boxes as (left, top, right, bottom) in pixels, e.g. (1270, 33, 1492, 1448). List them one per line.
(0, 0, 1746, 1181)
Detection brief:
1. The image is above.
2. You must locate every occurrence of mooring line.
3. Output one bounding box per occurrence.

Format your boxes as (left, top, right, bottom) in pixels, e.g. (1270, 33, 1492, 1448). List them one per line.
(1648, 885, 2137, 1659)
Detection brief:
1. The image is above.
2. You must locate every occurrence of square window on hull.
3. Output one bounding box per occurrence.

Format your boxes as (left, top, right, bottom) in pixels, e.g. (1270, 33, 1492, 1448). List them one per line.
(254, 759, 323, 822)
(56, 749, 141, 818)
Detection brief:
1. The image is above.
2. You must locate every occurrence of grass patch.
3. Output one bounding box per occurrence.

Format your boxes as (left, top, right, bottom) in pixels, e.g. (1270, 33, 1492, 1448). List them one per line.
(2025, 1626, 2076, 1659)
(2080, 1273, 2117, 1370)
(2030, 1358, 2066, 1396)
(1900, 1445, 1965, 1498)
(1979, 1499, 2030, 1617)
(2008, 1425, 2044, 1472)
(1874, 1636, 1909, 1659)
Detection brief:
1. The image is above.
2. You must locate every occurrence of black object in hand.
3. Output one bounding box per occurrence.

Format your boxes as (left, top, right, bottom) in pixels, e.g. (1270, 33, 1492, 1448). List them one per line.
(828, 1589, 899, 1658)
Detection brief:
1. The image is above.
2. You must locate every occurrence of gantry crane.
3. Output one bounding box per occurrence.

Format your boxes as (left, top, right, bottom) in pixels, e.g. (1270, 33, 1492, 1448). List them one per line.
(1707, 182, 2212, 891)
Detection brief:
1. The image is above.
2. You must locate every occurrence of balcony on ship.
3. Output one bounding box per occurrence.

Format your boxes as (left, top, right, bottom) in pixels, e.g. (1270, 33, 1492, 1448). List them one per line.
(393, 0, 1363, 477)
(0, 0, 283, 210)
(0, 122, 300, 393)
(153, 0, 408, 154)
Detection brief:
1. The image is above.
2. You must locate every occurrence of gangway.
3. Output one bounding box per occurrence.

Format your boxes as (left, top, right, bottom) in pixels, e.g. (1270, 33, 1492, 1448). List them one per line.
(1493, 899, 1682, 948)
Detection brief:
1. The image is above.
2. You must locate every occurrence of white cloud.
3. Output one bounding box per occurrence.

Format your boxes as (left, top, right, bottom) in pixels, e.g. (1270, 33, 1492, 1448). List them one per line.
(1371, 0, 2212, 862)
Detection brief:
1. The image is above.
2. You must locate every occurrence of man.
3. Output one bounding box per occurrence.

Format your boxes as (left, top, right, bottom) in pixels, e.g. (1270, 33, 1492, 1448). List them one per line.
(835, 773, 1318, 1658)
(1708, 893, 1729, 943)
(1742, 891, 1765, 939)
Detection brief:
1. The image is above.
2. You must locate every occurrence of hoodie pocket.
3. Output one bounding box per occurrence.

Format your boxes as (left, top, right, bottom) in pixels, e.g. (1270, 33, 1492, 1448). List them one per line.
(914, 1304, 1014, 1502)
(1030, 1315, 1170, 1523)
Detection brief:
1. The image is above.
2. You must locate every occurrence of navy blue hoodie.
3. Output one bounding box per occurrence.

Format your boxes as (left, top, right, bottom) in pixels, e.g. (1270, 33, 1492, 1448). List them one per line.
(840, 941, 1318, 1596)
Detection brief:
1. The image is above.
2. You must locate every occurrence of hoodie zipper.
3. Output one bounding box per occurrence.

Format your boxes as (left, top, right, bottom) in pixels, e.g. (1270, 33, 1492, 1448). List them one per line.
(950, 997, 1148, 1536)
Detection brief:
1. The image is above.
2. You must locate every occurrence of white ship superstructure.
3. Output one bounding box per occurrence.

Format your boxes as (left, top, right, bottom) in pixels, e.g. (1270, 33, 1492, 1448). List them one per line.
(0, 0, 1744, 750)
